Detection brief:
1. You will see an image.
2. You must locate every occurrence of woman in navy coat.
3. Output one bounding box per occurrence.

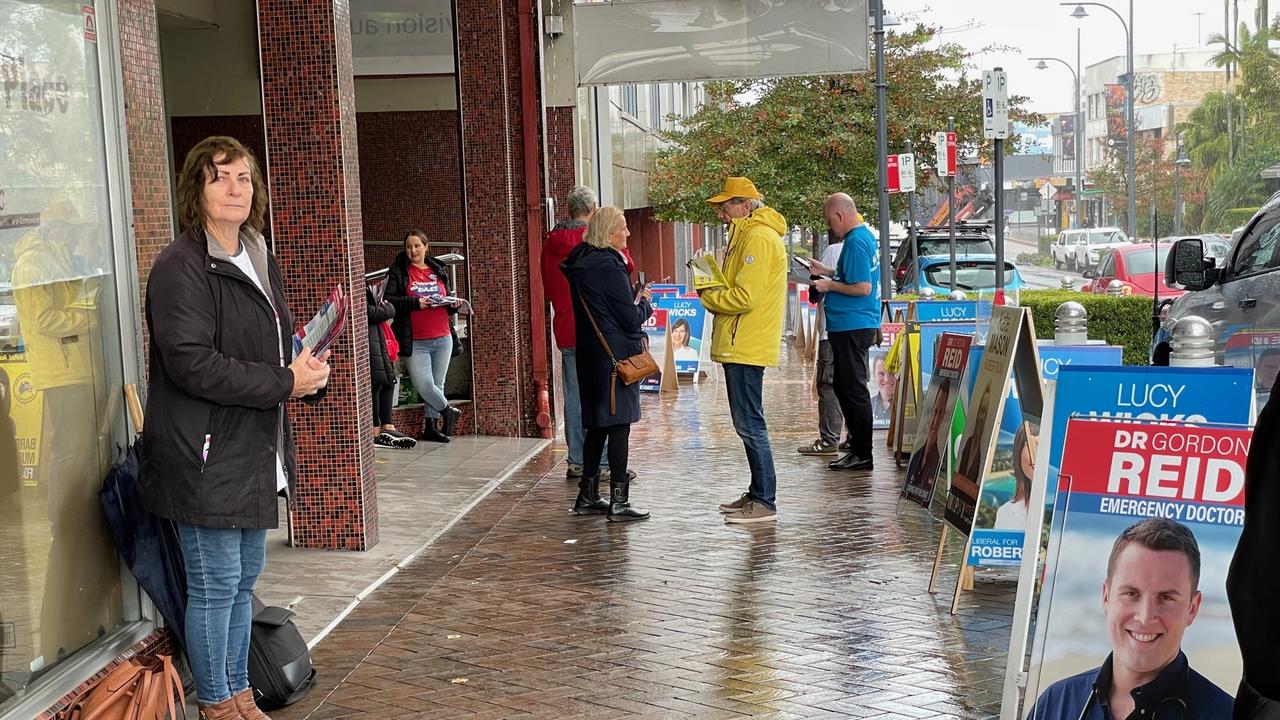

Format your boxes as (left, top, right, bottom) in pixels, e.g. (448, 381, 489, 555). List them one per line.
(561, 206, 652, 521)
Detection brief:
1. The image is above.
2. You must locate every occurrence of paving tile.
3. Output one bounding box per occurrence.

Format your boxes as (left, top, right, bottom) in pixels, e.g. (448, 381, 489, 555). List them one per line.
(275, 350, 1014, 719)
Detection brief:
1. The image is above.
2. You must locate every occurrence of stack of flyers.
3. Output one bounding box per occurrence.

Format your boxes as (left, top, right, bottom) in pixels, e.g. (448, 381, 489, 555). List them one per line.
(687, 253, 728, 291)
(291, 284, 348, 358)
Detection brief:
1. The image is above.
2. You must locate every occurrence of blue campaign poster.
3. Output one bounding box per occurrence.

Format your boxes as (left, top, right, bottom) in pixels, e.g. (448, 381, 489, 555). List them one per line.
(650, 283, 687, 296)
(640, 308, 668, 392)
(918, 322, 977, 390)
(883, 300, 909, 322)
(913, 300, 993, 323)
(656, 297, 706, 375)
(965, 344, 1123, 567)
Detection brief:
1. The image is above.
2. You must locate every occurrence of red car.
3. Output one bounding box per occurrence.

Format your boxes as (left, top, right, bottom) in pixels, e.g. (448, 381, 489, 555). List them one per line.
(1080, 243, 1185, 298)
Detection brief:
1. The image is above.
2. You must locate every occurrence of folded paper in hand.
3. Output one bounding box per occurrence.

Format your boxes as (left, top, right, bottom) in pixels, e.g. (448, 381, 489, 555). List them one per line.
(292, 284, 347, 359)
(687, 253, 728, 291)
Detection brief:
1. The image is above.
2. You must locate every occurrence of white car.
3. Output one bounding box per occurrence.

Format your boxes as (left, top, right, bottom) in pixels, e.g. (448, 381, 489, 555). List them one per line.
(1051, 227, 1129, 271)
(0, 283, 20, 353)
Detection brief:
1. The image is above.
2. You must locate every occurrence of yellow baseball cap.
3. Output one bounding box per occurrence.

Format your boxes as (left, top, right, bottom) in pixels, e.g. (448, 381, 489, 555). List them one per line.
(41, 197, 85, 225)
(706, 177, 763, 205)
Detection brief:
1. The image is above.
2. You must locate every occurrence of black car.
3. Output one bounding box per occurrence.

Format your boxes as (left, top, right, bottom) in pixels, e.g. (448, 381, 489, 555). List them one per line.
(891, 221, 995, 290)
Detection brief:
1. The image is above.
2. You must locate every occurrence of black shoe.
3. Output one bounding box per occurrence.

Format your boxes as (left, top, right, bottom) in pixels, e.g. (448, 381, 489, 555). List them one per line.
(374, 432, 396, 448)
(382, 428, 417, 449)
(607, 478, 649, 522)
(572, 475, 610, 515)
(828, 452, 873, 471)
(441, 406, 462, 437)
(838, 439, 852, 452)
(419, 421, 451, 444)
(566, 463, 584, 480)
(601, 469, 636, 483)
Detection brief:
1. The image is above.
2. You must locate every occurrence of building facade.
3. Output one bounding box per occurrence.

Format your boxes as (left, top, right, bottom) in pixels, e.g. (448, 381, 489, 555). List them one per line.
(0, 0, 680, 715)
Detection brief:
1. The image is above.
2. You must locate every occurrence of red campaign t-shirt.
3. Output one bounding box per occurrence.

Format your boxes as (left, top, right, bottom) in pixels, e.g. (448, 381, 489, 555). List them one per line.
(407, 264, 452, 340)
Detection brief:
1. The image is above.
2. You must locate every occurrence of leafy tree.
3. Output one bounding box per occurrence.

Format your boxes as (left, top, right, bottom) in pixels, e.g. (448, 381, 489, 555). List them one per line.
(1209, 23, 1280, 149)
(1201, 142, 1280, 232)
(1089, 135, 1206, 238)
(649, 23, 1042, 231)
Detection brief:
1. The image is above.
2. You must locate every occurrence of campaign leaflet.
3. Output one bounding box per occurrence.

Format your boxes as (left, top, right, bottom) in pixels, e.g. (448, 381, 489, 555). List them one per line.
(902, 333, 972, 507)
(919, 322, 977, 391)
(1026, 419, 1249, 713)
(965, 344, 1123, 567)
(655, 297, 705, 375)
(640, 308, 668, 393)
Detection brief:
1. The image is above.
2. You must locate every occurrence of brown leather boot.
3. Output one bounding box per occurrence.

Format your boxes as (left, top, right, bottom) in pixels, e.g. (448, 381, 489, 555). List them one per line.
(198, 696, 244, 720)
(232, 689, 271, 720)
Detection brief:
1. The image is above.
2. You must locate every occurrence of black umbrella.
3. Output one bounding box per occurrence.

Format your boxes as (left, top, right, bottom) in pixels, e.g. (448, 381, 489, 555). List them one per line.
(100, 433, 188, 661)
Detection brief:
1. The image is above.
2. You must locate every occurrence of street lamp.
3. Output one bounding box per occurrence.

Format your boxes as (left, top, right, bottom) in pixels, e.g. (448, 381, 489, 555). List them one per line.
(1030, 31, 1084, 230)
(1174, 132, 1191, 236)
(1064, 1, 1136, 241)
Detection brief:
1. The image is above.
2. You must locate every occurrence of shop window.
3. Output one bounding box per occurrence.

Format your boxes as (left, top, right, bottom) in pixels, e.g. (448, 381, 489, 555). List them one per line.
(1, 0, 132, 712)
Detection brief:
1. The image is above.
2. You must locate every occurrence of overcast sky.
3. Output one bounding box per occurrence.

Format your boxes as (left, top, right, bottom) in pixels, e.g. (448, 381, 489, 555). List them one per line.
(889, 0, 1247, 115)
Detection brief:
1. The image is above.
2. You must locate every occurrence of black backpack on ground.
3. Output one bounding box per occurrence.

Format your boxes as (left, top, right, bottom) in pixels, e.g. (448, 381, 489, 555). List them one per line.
(248, 594, 317, 710)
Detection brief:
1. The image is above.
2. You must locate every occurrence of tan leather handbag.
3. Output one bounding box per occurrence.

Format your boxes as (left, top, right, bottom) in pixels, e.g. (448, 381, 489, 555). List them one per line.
(577, 291, 659, 413)
(57, 654, 186, 720)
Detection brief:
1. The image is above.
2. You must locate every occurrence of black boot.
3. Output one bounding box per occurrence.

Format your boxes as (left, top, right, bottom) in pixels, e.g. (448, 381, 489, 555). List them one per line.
(607, 478, 649, 522)
(572, 475, 609, 515)
(441, 405, 462, 437)
(419, 417, 450, 443)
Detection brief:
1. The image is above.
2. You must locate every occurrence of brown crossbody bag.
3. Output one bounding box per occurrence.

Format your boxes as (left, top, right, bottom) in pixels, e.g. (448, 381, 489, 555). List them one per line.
(577, 290, 659, 413)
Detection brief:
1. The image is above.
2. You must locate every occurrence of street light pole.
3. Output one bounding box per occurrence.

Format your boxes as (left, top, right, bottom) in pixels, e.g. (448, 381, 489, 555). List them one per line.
(1030, 37, 1083, 229)
(874, 0, 892, 299)
(1175, 132, 1190, 235)
(1065, 2, 1136, 239)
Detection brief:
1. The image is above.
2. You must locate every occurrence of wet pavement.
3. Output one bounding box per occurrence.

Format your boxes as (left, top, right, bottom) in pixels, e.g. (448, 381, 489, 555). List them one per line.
(275, 348, 1017, 719)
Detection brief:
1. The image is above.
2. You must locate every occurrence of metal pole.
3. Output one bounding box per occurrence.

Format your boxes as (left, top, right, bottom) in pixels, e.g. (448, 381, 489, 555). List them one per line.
(995, 136, 1005, 299)
(1125, 0, 1136, 240)
(874, 0, 892, 299)
(1174, 134, 1183, 236)
(948, 115, 957, 291)
(906, 140, 920, 293)
(1152, 204, 1160, 336)
(1075, 29, 1084, 230)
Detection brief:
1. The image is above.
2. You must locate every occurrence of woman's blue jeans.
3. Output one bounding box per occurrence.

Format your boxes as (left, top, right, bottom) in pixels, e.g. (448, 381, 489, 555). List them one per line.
(406, 336, 453, 419)
(178, 523, 268, 704)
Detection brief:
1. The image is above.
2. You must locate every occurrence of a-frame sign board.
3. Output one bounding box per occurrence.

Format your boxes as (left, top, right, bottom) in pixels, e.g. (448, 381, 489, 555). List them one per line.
(927, 305, 1044, 613)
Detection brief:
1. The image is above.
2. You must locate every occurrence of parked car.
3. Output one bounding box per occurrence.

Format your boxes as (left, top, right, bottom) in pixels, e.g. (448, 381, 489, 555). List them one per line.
(1050, 227, 1129, 271)
(1152, 191, 1280, 378)
(1080, 244, 1184, 299)
(891, 221, 995, 290)
(900, 254, 1025, 295)
(0, 283, 20, 353)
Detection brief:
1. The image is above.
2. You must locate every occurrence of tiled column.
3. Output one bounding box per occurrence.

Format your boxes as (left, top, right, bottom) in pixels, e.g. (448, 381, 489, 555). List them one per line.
(257, 0, 377, 550)
(456, 0, 541, 437)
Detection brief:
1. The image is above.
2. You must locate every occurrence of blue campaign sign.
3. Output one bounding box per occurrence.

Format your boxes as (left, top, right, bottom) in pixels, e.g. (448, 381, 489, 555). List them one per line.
(913, 300, 994, 323)
(965, 344, 1123, 566)
(655, 296, 706, 374)
(650, 283, 687, 296)
(883, 300, 909, 322)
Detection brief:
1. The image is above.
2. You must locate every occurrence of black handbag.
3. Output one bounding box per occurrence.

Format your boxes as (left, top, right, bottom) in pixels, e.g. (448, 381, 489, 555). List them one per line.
(248, 594, 317, 710)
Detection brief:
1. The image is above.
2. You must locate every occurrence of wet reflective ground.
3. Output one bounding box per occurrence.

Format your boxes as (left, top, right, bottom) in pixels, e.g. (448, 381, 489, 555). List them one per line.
(277, 348, 1015, 719)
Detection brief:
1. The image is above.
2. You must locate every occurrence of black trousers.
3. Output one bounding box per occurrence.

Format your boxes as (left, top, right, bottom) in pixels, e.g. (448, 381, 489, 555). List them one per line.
(371, 382, 395, 427)
(583, 424, 631, 481)
(828, 328, 879, 458)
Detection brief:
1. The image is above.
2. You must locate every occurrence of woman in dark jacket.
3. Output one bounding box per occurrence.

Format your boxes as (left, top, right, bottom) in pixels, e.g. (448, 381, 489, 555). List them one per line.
(141, 136, 330, 720)
(561, 206, 652, 522)
(367, 283, 414, 448)
(384, 230, 463, 443)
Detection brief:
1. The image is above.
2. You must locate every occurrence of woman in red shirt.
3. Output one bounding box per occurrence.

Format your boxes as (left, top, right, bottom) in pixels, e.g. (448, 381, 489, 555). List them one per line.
(385, 230, 462, 442)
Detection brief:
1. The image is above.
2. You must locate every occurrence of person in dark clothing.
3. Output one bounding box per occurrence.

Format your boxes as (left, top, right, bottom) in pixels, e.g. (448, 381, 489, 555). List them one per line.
(141, 136, 330, 720)
(367, 284, 414, 449)
(384, 230, 463, 443)
(1228, 374, 1280, 718)
(560, 206, 652, 522)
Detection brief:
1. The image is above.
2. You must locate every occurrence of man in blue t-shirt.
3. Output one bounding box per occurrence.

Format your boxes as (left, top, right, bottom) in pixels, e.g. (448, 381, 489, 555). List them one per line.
(812, 193, 881, 471)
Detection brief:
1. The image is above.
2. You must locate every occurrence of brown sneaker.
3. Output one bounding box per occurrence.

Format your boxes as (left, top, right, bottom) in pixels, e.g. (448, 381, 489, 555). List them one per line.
(233, 688, 271, 720)
(198, 696, 243, 720)
(724, 500, 777, 524)
(718, 493, 750, 513)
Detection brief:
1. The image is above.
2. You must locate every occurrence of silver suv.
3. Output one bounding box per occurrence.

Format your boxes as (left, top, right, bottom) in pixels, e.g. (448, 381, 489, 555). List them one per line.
(1051, 227, 1129, 271)
(1156, 191, 1280, 402)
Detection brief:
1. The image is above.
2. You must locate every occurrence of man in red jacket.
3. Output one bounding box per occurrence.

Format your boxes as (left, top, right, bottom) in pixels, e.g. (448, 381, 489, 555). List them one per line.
(542, 186, 636, 480)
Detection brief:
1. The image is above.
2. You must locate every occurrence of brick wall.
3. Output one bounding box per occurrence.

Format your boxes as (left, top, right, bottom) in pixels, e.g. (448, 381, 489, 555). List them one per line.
(356, 110, 463, 246)
(455, 0, 542, 437)
(545, 106, 576, 222)
(169, 115, 266, 185)
(259, 0, 377, 551)
(117, 0, 172, 366)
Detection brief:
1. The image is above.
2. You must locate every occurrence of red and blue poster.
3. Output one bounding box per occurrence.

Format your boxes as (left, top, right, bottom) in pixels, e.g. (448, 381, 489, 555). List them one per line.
(640, 308, 667, 392)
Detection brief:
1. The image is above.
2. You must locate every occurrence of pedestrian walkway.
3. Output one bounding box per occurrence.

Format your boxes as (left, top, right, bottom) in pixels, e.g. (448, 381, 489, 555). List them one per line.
(275, 349, 1016, 719)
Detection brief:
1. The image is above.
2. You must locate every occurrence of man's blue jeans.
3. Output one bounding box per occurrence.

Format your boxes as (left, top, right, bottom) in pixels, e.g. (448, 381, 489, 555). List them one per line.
(561, 348, 606, 467)
(724, 363, 777, 510)
(178, 524, 268, 704)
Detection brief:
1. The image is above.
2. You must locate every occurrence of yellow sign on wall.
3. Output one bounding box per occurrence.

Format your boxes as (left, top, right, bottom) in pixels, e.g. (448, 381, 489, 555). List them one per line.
(2, 351, 45, 486)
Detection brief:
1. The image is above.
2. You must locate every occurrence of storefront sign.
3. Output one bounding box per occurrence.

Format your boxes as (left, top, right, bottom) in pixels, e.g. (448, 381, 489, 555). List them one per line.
(350, 0, 455, 76)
